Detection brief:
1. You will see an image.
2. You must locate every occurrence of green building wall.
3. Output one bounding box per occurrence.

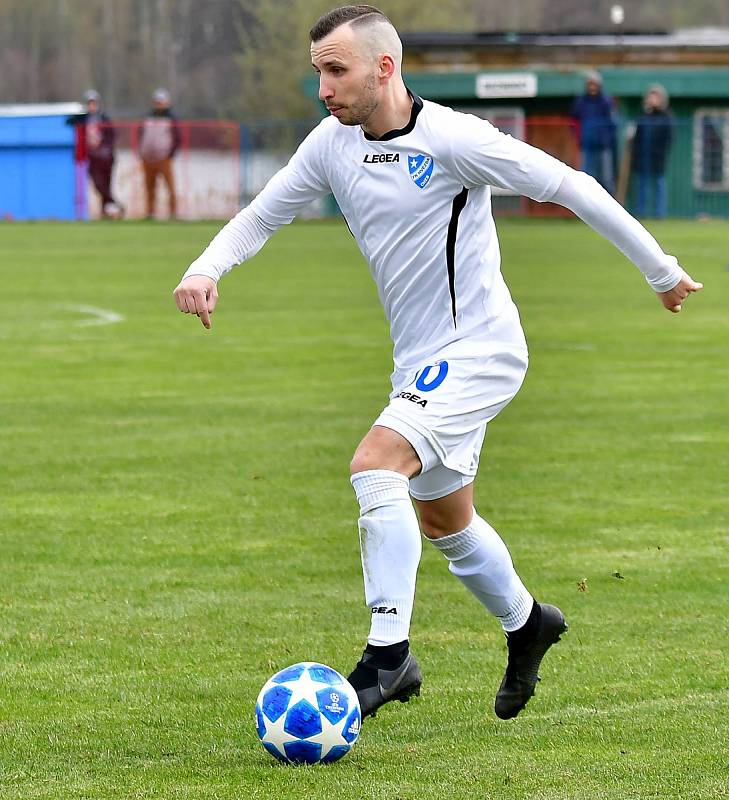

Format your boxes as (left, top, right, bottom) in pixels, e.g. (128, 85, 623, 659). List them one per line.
(303, 66, 729, 218)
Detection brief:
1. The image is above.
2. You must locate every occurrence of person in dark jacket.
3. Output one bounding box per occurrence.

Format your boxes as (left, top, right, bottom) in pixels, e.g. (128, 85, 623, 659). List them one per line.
(631, 85, 673, 218)
(570, 72, 617, 195)
(66, 90, 123, 218)
(139, 88, 181, 219)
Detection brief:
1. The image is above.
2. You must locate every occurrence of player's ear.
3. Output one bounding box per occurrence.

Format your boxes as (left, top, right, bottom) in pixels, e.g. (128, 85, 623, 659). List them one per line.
(379, 54, 395, 81)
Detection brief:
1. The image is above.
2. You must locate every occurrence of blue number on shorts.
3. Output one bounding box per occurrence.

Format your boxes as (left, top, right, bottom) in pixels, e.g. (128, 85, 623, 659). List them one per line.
(415, 361, 449, 392)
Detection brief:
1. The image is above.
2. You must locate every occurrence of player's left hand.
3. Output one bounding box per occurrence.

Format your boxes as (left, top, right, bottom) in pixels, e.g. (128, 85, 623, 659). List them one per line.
(657, 273, 703, 313)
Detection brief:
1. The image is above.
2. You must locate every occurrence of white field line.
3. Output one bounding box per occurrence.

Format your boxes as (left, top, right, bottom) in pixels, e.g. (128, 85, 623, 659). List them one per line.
(527, 689, 727, 722)
(63, 304, 125, 327)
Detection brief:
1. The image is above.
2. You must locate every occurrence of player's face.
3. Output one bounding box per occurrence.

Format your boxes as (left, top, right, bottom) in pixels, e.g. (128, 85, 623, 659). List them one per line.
(311, 27, 380, 127)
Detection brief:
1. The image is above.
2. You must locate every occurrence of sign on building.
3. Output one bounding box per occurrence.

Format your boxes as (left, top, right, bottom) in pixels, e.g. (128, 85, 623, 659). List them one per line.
(475, 73, 538, 99)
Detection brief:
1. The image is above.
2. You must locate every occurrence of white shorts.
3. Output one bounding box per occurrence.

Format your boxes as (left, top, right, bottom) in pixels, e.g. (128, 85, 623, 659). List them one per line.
(374, 349, 528, 501)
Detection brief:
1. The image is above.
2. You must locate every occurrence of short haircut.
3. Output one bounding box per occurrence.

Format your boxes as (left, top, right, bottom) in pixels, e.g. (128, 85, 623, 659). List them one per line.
(309, 5, 392, 42)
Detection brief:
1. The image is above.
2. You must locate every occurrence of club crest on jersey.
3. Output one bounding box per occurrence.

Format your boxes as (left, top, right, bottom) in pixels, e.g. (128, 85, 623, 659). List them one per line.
(408, 154, 434, 189)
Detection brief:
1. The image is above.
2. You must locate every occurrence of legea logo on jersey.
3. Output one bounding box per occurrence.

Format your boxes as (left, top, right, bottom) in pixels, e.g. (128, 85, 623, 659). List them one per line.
(408, 154, 434, 189)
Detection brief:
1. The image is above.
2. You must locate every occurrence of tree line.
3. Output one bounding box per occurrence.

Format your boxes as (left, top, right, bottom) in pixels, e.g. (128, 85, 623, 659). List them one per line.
(0, 0, 727, 122)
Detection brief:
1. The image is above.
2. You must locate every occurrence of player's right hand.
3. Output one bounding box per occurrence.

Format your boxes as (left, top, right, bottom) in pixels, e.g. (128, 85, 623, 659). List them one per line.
(173, 275, 218, 329)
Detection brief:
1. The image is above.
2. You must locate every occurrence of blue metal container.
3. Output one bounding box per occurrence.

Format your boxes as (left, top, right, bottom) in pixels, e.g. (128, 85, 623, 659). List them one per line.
(0, 103, 82, 221)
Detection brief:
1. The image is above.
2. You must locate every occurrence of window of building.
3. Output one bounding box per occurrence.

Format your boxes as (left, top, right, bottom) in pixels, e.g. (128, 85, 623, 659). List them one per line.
(693, 109, 729, 190)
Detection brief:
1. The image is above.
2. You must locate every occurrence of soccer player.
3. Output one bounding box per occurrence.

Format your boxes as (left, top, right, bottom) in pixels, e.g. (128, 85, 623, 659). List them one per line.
(173, 6, 702, 721)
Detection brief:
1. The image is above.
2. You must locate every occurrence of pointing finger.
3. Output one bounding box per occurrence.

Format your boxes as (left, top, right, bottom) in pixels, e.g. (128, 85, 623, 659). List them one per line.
(196, 293, 212, 329)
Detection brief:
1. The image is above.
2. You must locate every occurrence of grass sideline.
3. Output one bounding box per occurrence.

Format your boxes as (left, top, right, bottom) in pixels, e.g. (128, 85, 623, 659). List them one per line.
(0, 219, 727, 800)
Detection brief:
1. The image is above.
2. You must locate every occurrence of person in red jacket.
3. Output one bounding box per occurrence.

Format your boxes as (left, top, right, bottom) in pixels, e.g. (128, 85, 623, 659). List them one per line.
(139, 88, 181, 219)
(67, 90, 123, 219)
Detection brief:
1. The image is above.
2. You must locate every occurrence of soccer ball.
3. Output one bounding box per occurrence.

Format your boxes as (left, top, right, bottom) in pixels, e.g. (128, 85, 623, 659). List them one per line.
(255, 662, 361, 765)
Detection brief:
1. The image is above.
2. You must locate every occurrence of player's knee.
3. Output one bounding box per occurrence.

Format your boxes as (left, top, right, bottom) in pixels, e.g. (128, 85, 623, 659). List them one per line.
(418, 502, 474, 540)
(420, 514, 454, 539)
(349, 433, 398, 474)
(350, 427, 422, 477)
(349, 447, 419, 477)
(349, 449, 382, 475)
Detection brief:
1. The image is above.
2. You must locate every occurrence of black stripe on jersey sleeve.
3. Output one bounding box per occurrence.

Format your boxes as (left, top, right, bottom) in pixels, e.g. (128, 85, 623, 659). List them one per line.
(446, 187, 469, 328)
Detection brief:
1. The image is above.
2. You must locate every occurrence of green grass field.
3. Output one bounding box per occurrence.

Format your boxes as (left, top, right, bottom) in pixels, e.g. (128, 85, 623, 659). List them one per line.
(1, 218, 727, 799)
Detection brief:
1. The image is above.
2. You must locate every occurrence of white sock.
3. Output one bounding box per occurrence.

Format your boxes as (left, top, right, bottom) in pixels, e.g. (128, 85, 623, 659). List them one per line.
(351, 469, 422, 646)
(429, 511, 533, 632)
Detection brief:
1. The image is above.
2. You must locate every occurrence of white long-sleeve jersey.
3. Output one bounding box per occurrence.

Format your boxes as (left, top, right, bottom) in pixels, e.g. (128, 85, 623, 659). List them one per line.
(184, 95, 684, 374)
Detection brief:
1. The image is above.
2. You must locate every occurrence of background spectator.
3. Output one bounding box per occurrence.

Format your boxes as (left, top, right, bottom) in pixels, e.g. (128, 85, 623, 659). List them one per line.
(570, 71, 617, 195)
(66, 89, 123, 219)
(139, 88, 180, 219)
(631, 85, 673, 218)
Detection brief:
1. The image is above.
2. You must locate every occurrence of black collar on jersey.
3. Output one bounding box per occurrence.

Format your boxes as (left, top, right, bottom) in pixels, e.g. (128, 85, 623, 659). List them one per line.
(363, 90, 423, 142)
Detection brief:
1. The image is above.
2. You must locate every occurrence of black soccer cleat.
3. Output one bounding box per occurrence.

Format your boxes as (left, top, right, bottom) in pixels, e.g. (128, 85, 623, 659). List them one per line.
(494, 602, 567, 720)
(347, 644, 423, 719)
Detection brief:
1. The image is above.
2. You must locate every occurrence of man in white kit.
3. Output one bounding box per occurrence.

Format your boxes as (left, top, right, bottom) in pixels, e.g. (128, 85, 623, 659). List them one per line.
(173, 6, 702, 721)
